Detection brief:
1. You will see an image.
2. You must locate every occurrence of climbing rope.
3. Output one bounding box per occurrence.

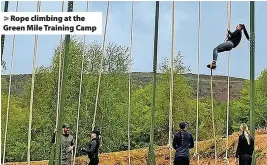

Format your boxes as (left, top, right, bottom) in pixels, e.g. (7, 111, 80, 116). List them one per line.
(194, 1, 201, 164)
(127, 2, 134, 165)
(2, 2, 19, 164)
(27, 2, 41, 164)
(210, 69, 217, 165)
(54, 0, 65, 145)
(92, 1, 110, 132)
(168, 2, 175, 165)
(72, 2, 89, 165)
(224, 1, 231, 164)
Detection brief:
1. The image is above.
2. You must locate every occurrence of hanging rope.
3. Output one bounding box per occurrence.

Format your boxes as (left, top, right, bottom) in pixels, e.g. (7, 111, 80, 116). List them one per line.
(92, 1, 110, 132)
(210, 69, 217, 165)
(27, 2, 41, 164)
(168, 2, 175, 165)
(127, 2, 134, 165)
(224, 1, 231, 164)
(194, 1, 201, 164)
(54, 0, 65, 145)
(72, 2, 89, 165)
(2, 2, 19, 164)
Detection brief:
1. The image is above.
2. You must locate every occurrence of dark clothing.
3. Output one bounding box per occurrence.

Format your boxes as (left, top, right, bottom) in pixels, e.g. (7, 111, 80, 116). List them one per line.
(227, 29, 242, 48)
(239, 157, 252, 165)
(82, 138, 100, 165)
(88, 158, 99, 165)
(172, 130, 194, 159)
(236, 133, 254, 158)
(236, 132, 254, 165)
(174, 156, 189, 165)
(212, 29, 242, 62)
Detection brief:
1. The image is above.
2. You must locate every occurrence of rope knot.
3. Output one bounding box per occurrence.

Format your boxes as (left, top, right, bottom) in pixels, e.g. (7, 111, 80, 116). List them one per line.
(223, 157, 229, 164)
(193, 152, 200, 158)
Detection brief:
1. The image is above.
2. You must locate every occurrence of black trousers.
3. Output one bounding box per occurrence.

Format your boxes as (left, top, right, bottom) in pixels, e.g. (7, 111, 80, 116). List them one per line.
(88, 158, 99, 165)
(239, 157, 252, 165)
(174, 157, 189, 165)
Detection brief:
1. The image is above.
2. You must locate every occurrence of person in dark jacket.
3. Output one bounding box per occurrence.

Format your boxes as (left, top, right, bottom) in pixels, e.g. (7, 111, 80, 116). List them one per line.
(81, 130, 101, 165)
(235, 123, 254, 165)
(207, 24, 250, 70)
(172, 122, 194, 165)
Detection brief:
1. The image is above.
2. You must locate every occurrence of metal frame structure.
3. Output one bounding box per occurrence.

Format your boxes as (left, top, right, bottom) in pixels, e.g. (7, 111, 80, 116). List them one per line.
(1, 1, 256, 165)
(1, 1, 9, 66)
(147, 1, 159, 165)
(250, 2, 255, 165)
(48, 1, 74, 165)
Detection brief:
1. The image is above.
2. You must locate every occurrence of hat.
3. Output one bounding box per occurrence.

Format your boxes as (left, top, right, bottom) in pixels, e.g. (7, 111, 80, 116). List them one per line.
(62, 123, 70, 128)
(92, 130, 100, 136)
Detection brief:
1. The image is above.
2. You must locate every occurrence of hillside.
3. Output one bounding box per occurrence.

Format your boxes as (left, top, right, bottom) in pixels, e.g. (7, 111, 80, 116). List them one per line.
(131, 72, 246, 101)
(4, 130, 267, 165)
(1, 72, 246, 101)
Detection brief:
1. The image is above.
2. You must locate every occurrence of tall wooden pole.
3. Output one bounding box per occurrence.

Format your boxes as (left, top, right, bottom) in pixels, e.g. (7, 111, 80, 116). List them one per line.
(249, 1, 255, 165)
(147, 2, 159, 165)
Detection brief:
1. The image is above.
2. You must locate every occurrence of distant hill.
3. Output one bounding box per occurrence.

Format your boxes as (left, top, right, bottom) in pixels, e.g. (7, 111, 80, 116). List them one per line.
(1, 72, 246, 101)
(130, 72, 246, 101)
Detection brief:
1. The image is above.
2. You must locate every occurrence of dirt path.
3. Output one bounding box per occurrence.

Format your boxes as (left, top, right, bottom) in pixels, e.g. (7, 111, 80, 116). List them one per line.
(5, 131, 267, 165)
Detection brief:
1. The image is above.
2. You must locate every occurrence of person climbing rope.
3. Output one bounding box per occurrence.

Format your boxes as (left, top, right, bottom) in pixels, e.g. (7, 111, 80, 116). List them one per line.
(207, 24, 250, 69)
(172, 122, 194, 165)
(81, 130, 101, 165)
(51, 123, 75, 165)
(235, 123, 254, 165)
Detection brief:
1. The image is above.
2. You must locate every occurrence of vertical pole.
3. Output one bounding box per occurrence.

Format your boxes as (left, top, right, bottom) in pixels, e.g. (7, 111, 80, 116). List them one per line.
(1, 1, 9, 66)
(147, 1, 159, 165)
(195, 1, 201, 164)
(225, 1, 231, 161)
(168, 2, 175, 165)
(210, 69, 217, 165)
(54, 1, 74, 165)
(27, 2, 41, 165)
(128, 2, 134, 165)
(1, 2, 11, 163)
(249, 1, 255, 165)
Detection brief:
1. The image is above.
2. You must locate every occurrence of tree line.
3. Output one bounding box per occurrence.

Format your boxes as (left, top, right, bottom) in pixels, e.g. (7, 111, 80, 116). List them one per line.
(1, 38, 267, 162)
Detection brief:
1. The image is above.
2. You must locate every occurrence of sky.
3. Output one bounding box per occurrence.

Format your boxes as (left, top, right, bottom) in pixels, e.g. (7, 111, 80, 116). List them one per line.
(1, 1, 267, 79)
